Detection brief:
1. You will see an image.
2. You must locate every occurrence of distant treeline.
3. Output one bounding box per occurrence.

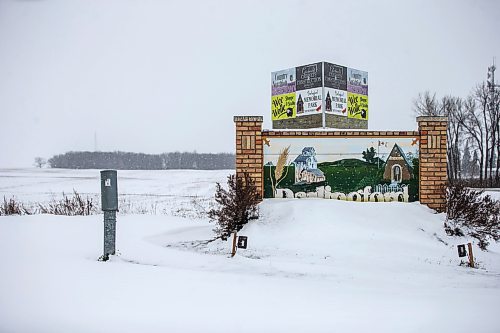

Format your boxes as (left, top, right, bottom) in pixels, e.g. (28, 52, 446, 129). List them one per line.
(48, 151, 235, 170)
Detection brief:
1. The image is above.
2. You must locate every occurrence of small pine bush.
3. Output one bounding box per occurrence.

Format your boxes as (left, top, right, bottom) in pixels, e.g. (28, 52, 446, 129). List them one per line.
(208, 173, 260, 240)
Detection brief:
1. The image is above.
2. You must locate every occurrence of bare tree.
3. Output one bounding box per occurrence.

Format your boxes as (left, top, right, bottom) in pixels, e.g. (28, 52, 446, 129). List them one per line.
(458, 94, 486, 184)
(442, 96, 464, 181)
(476, 83, 491, 186)
(413, 91, 442, 117)
(414, 62, 500, 187)
(34, 157, 46, 168)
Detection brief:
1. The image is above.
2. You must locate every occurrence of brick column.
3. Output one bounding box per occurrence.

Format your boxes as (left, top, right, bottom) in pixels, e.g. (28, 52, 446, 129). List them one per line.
(417, 116, 448, 212)
(234, 116, 264, 198)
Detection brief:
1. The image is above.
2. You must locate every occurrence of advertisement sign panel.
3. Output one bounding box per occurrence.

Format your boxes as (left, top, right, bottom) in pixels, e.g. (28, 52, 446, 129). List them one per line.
(271, 68, 296, 96)
(272, 93, 296, 120)
(324, 62, 347, 90)
(296, 87, 323, 116)
(296, 62, 323, 90)
(347, 68, 368, 95)
(324, 88, 347, 115)
(271, 62, 368, 127)
(347, 92, 368, 120)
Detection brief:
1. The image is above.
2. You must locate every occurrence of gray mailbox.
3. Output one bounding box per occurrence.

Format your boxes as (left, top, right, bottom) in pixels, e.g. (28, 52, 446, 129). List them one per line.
(100, 170, 118, 211)
(100, 170, 118, 261)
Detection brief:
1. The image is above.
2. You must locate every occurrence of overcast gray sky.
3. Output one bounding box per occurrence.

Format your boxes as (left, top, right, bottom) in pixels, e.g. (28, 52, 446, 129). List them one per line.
(0, 0, 499, 167)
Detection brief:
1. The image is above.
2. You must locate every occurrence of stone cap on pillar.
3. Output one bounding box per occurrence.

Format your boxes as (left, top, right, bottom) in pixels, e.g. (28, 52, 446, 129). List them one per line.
(234, 116, 263, 123)
(416, 116, 448, 123)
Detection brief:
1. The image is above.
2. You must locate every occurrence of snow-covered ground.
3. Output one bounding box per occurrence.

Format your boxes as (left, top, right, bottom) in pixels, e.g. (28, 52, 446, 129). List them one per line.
(1, 168, 500, 333)
(480, 188, 500, 201)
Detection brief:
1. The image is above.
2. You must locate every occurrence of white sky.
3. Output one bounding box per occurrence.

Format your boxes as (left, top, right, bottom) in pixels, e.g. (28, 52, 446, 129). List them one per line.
(0, 0, 499, 167)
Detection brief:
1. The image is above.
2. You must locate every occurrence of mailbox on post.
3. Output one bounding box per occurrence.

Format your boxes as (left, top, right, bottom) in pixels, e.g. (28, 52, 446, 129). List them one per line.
(100, 170, 118, 261)
(100, 170, 118, 211)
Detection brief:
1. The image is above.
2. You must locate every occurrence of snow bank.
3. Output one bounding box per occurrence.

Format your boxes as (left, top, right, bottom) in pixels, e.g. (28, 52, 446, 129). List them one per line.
(1, 169, 500, 332)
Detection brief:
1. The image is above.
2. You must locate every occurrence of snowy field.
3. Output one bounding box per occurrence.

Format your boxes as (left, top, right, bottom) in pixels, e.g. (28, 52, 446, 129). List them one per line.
(0, 168, 228, 217)
(1, 168, 500, 333)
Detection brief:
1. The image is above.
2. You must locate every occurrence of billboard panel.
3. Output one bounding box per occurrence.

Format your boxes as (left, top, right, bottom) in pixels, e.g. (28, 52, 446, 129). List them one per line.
(347, 68, 368, 95)
(324, 88, 347, 116)
(271, 93, 296, 120)
(324, 62, 347, 90)
(271, 68, 296, 96)
(347, 92, 368, 120)
(271, 61, 368, 128)
(296, 87, 323, 116)
(296, 62, 323, 90)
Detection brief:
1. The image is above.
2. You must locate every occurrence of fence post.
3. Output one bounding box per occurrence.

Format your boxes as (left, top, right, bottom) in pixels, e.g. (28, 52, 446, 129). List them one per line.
(467, 242, 474, 268)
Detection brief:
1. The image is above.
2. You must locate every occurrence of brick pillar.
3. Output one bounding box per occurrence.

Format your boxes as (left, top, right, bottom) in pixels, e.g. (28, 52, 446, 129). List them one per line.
(417, 116, 448, 212)
(234, 116, 264, 199)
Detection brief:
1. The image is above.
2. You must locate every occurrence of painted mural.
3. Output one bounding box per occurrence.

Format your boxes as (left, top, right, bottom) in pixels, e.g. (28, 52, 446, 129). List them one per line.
(263, 137, 419, 202)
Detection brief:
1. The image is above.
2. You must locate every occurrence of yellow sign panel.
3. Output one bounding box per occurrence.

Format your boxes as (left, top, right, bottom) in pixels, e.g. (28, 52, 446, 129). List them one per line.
(347, 92, 368, 120)
(271, 93, 296, 120)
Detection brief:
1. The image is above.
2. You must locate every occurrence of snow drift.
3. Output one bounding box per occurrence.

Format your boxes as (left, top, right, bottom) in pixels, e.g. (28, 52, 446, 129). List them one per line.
(0, 169, 499, 332)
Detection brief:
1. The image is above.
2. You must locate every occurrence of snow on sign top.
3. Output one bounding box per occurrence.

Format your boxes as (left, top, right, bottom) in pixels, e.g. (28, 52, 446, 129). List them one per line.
(234, 116, 263, 122)
(271, 62, 368, 129)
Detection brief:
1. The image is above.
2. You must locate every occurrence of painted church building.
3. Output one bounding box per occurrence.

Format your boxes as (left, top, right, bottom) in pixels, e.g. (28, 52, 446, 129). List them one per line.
(383, 144, 413, 183)
(291, 147, 326, 184)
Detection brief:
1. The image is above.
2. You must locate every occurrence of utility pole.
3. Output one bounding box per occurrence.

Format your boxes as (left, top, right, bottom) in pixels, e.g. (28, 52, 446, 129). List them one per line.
(487, 59, 499, 183)
(487, 58, 499, 102)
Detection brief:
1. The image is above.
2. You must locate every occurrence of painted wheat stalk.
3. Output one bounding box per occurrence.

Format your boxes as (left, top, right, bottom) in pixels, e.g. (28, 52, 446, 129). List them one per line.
(274, 146, 289, 181)
(272, 146, 290, 196)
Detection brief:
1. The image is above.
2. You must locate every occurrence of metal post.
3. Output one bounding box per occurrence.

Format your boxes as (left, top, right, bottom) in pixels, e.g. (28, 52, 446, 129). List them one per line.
(321, 61, 326, 129)
(103, 210, 116, 256)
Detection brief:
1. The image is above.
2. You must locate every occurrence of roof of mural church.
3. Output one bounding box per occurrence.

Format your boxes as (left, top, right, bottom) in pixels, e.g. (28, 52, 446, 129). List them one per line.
(387, 144, 414, 170)
(293, 147, 317, 164)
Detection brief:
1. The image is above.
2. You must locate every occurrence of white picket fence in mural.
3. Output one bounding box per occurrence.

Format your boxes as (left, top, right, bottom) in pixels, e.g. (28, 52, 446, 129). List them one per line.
(374, 183, 407, 194)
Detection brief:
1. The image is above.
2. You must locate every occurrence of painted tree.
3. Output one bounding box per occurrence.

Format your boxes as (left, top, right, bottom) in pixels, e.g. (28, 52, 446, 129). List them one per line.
(362, 147, 377, 164)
